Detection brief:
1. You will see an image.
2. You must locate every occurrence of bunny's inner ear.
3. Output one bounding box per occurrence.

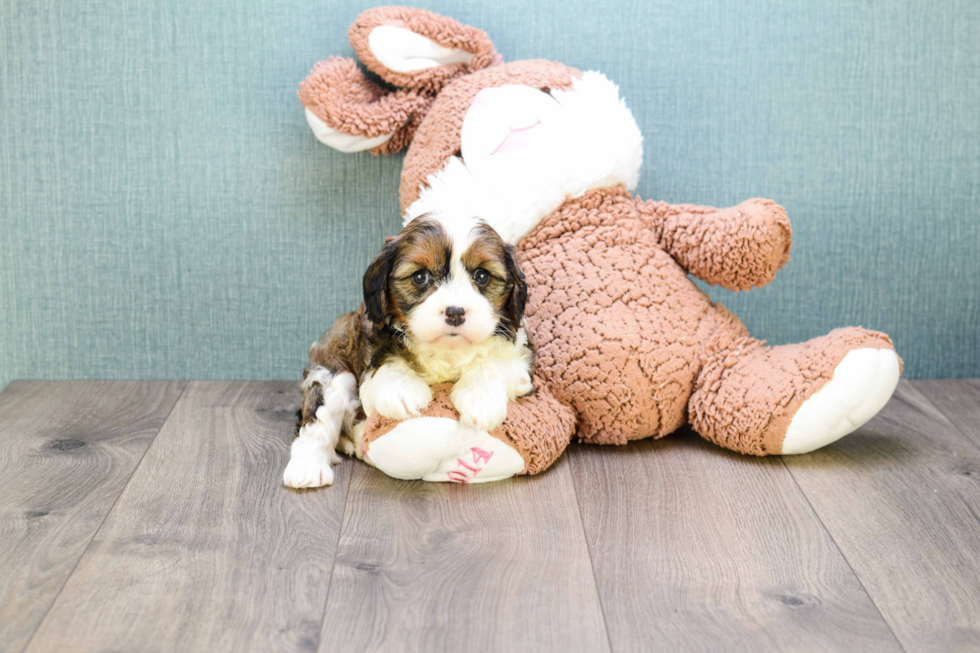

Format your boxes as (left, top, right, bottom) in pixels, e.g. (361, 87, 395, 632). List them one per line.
(349, 7, 499, 93)
(369, 25, 474, 73)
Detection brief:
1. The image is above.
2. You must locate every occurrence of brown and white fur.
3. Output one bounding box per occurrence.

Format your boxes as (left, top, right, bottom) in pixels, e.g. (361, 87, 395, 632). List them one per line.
(283, 215, 531, 488)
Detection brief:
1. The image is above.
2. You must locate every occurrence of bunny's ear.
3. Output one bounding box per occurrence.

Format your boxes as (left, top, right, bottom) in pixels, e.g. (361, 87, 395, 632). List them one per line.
(349, 7, 500, 93)
(298, 57, 435, 155)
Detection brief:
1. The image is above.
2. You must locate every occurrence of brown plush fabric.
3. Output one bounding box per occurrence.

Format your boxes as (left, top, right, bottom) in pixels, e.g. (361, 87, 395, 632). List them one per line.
(520, 187, 784, 445)
(399, 60, 579, 213)
(296, 10, 560, 160)
(349, 6, 501, 94)
(297, 57, 434, 155)
(636, 197, 792, 291)
(362, 381, 576, 475)
(493, 384, 577, 475)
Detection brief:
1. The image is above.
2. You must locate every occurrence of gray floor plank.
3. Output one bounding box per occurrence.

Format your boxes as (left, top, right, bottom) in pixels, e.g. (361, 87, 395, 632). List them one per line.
(0, 380, 185, 653)
(22, 381, 351, 653)
(914, 378, 980, 446)
(785, 380, 980, 652)
(568, 431, 901, 653)
(319, 456, 610, 653)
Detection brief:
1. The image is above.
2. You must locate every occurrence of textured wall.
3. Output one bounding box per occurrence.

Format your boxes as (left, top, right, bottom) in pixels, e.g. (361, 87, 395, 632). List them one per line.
(1, 0, 978, 390)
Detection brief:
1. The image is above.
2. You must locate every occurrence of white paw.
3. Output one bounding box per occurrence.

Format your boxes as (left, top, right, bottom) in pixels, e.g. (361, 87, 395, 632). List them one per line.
(452, 384, 509, 432)
(283, 436, 335, 488)
(372, 375, 433, 421)
(782, 348, 901, 455)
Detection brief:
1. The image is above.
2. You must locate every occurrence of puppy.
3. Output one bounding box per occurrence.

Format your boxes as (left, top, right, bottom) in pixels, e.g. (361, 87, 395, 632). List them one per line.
(283, 215, 533, 488)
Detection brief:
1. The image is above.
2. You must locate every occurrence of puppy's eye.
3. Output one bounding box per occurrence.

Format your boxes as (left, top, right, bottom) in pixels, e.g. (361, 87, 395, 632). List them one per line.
(473, 268, 490, 286)
(411, 269, 431, 286)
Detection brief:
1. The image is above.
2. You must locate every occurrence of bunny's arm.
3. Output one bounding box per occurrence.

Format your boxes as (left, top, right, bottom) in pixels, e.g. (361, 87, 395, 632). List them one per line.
(634, 197, 792, 291)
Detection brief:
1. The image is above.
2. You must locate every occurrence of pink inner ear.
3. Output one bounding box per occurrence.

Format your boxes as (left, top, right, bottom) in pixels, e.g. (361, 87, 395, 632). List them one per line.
(492, 123, 540, 155)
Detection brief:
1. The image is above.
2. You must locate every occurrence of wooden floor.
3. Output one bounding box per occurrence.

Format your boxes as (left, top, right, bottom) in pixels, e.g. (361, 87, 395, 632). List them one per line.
(1, 380, 979, 652)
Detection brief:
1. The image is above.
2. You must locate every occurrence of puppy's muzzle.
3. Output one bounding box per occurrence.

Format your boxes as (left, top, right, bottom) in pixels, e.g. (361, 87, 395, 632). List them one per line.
(445, 306, 466, 327)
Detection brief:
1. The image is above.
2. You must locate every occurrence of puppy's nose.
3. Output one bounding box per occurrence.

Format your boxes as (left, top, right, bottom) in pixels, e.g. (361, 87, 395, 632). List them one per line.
(445, 306, 466, 327)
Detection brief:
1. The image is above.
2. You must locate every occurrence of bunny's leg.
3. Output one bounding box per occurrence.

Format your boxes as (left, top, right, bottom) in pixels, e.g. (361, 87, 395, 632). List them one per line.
(361, 383, 576, 482)
(689, 328, 901, 456)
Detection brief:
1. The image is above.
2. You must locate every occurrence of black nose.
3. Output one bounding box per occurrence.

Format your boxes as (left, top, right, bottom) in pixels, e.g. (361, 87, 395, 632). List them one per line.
(445, 306, 466, 326)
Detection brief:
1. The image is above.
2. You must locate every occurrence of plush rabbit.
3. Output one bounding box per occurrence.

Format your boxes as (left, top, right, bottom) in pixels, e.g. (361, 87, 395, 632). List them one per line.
(298, 6, 901, 483)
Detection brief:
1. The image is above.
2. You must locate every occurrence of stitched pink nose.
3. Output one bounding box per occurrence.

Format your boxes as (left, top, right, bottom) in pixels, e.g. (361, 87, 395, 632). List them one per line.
(445, 306, 466, 326)
(492, 123, 540, 155)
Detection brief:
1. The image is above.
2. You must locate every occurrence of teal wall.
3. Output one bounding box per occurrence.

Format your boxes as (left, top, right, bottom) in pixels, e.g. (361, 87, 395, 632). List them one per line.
(1, 0, 978, 390)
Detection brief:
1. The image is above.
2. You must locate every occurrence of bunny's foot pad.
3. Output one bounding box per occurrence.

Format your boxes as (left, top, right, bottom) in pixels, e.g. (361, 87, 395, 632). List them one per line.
(360, 381, 577, 482)
(365, 416, 525, 483)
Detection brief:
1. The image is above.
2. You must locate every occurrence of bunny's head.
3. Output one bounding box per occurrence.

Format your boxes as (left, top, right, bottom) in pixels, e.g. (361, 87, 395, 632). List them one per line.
(300, 6, 643, 244)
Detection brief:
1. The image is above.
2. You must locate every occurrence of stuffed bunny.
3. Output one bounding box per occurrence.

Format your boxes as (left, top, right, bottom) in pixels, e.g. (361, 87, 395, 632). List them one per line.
(298, 6, 901, 483)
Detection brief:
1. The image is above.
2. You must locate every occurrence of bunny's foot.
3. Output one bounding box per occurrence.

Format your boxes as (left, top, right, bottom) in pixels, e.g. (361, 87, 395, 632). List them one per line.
(690, 327, 901, 456)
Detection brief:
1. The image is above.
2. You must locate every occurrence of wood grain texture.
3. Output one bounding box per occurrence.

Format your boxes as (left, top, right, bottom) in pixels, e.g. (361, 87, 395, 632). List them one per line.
(22, 381, 351, 653)
(6, 379, 980, 652)
(568, 431, 901, 652)
(915, 378, 980, 446)
(319, 456, 610, 653)
(785, 380, 980, 652)
(0, 380, 185, 653)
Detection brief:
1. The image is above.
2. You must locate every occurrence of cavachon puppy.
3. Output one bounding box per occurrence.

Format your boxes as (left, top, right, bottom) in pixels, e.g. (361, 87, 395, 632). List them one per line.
(283, 215, 532, 488)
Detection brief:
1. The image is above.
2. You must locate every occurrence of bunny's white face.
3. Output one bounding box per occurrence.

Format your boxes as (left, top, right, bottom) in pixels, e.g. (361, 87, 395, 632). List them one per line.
(459, 85, 561, 175)
(404, 72, 644, 245)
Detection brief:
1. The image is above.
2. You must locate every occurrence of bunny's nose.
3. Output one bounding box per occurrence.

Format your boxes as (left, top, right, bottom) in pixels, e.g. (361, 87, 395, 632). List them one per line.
(445, 306, 466, 327)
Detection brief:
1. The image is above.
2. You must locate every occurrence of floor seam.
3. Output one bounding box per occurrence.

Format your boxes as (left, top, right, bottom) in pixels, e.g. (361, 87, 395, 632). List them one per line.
(567, 447, 617, 653)
(18, 380, 190, 653)
(312, 459, 354, 653)
(780, 455, 908, 653)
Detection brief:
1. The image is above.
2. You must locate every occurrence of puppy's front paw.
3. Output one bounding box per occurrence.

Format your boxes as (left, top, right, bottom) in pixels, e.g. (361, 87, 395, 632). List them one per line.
(282, 436, 339, 489)
(514, 368, 533, 398)
(452, 384, 509, 432)
(283, 457, 334, 488)
(373, 375, 433, 420)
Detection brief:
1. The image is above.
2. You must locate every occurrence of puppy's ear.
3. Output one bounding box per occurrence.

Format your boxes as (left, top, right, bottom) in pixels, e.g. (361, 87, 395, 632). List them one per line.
(363, 239, 398, 324)
(504, 245, 528, 332)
